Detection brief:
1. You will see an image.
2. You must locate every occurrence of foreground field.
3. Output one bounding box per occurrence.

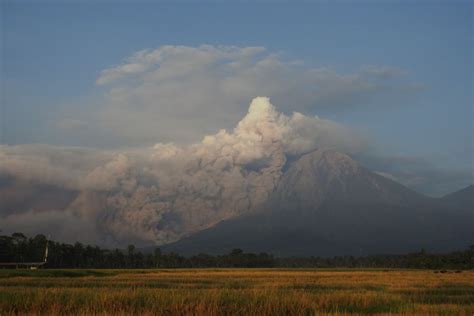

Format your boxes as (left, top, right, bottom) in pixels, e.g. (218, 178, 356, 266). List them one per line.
(1, 269, 473, 315)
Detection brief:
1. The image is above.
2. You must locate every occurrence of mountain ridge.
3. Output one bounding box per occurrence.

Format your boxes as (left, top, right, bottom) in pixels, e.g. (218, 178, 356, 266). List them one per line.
(162, 149, 473, 256)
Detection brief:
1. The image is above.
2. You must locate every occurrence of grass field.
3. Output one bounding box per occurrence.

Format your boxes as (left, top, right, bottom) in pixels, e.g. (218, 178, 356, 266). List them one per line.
(1, 269, 473, 315)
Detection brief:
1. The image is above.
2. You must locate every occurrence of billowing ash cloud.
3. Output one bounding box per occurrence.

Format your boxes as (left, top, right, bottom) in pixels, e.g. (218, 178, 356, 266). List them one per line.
(0, 97, 366, 247)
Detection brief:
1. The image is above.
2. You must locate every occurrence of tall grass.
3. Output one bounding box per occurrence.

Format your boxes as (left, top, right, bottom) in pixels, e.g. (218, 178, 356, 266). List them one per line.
(1, 269, 473, 315)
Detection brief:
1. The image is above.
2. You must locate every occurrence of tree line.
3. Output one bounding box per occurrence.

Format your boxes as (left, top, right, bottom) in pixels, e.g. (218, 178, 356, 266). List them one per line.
(1, 233, 473, 269)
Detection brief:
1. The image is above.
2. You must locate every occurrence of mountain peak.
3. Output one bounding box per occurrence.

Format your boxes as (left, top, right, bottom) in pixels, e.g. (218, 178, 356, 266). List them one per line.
(296, 149, 360, 176)
(162, 148, 473, 256)
(270, 148, 362, 211)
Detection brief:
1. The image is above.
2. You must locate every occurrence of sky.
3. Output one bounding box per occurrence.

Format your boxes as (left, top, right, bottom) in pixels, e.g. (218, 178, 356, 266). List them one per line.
(1, 0, 473, 196)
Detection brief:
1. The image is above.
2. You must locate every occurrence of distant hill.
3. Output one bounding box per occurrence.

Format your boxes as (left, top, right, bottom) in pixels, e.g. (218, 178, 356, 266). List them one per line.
(162, 149, 473, 256)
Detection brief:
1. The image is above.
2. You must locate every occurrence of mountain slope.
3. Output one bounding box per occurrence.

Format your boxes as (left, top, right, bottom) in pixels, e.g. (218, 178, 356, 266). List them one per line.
(162, 149, 473, 256)
(439, 184, 473, 208)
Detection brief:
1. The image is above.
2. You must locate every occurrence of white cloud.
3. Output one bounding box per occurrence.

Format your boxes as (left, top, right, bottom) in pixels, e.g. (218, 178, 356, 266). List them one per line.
(96, 45, 266, 85)
(360, 65, 407, 79)
(57, 45, 415, 147)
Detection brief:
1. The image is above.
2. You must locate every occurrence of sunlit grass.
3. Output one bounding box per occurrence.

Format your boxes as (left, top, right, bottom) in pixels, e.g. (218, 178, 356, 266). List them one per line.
(0, 269, 473, 315)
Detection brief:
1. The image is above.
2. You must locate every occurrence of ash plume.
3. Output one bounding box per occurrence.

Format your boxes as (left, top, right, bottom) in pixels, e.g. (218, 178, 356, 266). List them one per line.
(0, 97, 366, 246)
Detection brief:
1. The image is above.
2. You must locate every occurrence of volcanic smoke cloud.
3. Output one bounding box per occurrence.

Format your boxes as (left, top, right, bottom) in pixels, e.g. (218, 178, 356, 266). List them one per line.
(0, 97, 366, 246)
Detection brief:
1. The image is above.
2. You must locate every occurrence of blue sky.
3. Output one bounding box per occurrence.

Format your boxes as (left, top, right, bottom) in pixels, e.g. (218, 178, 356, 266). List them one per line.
(1, 1, 472, 195)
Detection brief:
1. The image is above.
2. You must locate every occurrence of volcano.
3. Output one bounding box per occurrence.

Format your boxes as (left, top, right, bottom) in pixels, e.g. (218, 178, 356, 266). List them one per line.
(162, 149, 473, 256)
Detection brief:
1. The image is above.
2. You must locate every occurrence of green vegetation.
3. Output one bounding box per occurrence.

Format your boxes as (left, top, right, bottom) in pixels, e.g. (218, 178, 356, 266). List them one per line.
(1, 233, 473, 269)
(0, 269, 473, 315)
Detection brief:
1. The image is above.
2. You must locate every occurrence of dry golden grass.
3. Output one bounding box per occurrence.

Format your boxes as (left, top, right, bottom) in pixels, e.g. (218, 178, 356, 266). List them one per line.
(1, 269, 473, 315)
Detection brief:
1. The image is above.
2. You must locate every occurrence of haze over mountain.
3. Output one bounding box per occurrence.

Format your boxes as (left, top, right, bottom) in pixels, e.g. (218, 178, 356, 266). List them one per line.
(0, 98, 472, 254)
